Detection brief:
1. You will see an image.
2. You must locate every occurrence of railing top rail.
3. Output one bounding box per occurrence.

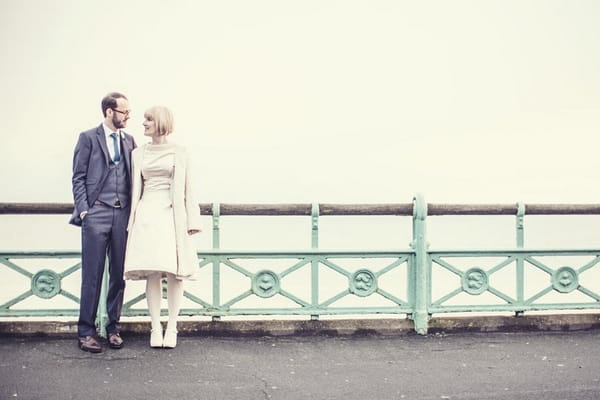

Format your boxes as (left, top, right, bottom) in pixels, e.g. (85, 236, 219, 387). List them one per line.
(428, 203, 600, 215)
(2, 202, 600, 216)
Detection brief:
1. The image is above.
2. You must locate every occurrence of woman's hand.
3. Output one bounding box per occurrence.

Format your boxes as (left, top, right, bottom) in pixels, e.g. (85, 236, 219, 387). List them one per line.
(188, 229, 201, 235)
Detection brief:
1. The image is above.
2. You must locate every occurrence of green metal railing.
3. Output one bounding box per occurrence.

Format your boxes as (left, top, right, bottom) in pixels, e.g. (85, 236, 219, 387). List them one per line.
(1, 196, 600, 335)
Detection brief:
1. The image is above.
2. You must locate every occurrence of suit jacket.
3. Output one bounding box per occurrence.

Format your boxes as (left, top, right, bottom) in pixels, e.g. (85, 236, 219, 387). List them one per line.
(126, 143, 202, 278)
(70, 124, 137, 226)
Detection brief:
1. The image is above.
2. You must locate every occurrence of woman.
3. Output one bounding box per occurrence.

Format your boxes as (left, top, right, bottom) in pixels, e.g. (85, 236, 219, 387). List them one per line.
(124, 106, 201, 348)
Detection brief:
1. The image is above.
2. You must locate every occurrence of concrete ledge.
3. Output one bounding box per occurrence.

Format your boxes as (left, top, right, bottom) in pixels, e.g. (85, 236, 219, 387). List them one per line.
(2, 313, 600, 337)
(0, 318, 415, 337)
(428, 313, 600, 333)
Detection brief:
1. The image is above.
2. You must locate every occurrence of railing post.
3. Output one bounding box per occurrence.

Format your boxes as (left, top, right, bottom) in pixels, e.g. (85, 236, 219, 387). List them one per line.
(412, 194, 429, 334)
(516, 202, 525, 247)
(212, 203, 221, 322)
(515, 202, 525, 316)
(310, 203, 319, 321)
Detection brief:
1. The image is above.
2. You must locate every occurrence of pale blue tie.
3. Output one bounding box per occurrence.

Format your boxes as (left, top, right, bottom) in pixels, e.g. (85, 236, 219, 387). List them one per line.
(110, 133, 121, 164)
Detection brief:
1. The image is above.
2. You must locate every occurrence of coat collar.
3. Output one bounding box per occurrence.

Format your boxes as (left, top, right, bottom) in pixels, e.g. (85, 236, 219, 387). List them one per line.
(95, 124, 110, 165)
(120, 132, 133, 171)
(95, 124, 134, 171)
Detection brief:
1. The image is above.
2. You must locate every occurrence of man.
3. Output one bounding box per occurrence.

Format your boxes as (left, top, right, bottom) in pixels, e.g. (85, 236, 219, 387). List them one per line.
(70, 92, 137, 353)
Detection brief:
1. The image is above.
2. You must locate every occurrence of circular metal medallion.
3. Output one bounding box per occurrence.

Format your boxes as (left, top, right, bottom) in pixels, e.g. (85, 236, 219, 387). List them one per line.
(552, 266, 579, 293)
(462, 268, 489, 295)
(31, 269, 61, 299)
(349, 269, 378, 297)
(252, 270, 280, 298)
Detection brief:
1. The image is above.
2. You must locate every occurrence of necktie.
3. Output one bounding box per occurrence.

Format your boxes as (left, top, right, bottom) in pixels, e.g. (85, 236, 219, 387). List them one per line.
(110, 133, 121, 164)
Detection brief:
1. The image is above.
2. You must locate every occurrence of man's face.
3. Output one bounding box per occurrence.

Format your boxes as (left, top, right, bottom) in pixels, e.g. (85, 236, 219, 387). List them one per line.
(110, 98, 130, 129)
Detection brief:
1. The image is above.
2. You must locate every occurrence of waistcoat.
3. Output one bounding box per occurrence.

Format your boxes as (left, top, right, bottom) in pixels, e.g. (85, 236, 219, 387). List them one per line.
(97, 160, 130, 207)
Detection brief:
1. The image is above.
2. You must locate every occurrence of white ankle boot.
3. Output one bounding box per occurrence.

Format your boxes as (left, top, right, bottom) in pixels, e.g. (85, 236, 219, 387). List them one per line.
(150, 329, 163, 348)
(163, 329, 178, 348)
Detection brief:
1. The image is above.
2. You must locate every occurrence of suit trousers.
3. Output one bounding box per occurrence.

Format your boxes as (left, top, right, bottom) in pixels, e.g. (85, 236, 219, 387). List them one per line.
(78, 203, 129, 337)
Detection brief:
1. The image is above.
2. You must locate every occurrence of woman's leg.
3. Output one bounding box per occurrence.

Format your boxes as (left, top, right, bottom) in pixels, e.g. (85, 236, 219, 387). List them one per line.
(164, 273, 183, 348)
(146, 273, 164, 346)
(166, 273, 183, 331)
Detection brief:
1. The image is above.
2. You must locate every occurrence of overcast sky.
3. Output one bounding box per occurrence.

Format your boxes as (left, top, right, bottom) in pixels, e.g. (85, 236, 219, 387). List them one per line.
(1, 0, 599, 205)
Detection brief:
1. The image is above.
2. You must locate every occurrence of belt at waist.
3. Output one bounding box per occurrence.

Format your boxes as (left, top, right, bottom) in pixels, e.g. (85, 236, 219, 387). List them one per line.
(94, 200, 122, 208)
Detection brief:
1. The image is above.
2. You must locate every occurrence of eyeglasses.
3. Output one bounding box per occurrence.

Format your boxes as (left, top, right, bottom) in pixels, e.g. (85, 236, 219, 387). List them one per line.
(112, 108, 131, 116)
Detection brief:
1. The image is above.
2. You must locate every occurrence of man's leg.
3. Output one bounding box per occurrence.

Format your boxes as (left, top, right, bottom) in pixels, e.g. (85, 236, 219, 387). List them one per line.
(78, 205, 111, 338)
(105, 206, 128, 335)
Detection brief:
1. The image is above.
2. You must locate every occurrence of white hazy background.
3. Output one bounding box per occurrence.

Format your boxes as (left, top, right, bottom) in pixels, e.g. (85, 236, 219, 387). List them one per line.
(1, 0, 600, 251)
(1, 0, 600, 313)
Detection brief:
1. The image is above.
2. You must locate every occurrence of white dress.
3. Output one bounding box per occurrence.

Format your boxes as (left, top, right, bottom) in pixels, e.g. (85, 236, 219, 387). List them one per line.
(124, 143, 178, 280)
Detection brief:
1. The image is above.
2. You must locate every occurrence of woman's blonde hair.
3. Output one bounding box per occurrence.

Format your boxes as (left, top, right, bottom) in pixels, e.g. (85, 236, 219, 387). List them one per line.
(145, 106, 174, 136)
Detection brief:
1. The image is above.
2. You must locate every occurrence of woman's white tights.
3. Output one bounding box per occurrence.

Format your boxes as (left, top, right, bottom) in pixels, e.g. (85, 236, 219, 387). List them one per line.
(145, 273, 183, 333)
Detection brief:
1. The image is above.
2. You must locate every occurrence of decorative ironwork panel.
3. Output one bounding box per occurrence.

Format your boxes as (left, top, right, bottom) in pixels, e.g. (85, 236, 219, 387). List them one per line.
(0, 252, 82, 317)
(117, 251, 413, 318)
(429, 250, 600, 313)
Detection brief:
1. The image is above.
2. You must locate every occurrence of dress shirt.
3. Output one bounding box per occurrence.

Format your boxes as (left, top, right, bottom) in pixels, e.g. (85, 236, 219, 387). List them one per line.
(102, 123, 123, 162)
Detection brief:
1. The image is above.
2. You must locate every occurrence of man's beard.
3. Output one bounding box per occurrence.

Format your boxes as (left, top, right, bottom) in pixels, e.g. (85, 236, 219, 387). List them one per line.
(112, 115, 126, 129)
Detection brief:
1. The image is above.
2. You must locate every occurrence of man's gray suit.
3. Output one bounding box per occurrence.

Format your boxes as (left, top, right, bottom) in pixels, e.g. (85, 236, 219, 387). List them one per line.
(70, 124, 136, 337)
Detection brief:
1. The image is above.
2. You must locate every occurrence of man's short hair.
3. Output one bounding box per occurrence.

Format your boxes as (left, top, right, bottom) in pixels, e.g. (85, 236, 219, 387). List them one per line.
(101, 92, 128, 117)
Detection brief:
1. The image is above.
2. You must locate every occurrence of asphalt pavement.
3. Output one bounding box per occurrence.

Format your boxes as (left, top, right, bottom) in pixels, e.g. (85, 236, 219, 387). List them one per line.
(1, 330, 600, 400)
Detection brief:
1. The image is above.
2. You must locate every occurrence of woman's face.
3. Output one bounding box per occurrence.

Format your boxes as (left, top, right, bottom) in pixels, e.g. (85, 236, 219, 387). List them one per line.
(142, 114, 158, 137)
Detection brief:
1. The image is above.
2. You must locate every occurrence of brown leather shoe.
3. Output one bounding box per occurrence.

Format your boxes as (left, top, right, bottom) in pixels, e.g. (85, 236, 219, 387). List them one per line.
(78, 336, 102, 353)
(108, 333, 124, 349)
